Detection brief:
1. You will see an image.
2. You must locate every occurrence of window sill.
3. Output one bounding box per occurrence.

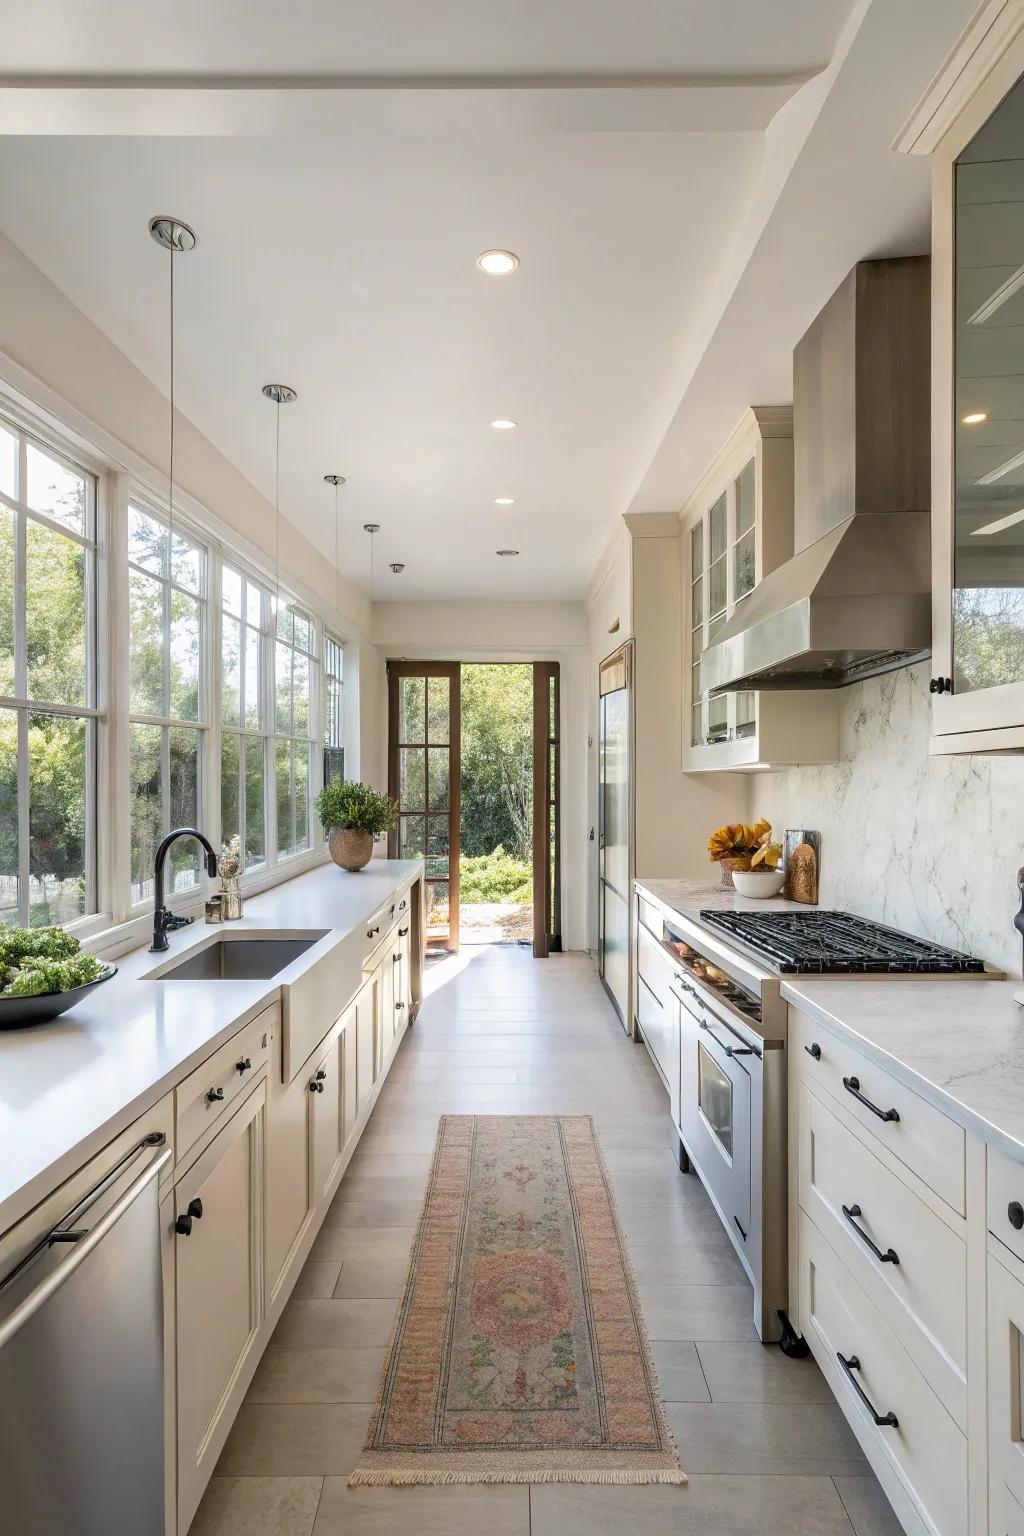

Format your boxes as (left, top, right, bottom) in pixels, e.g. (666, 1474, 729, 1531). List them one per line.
(87, 845, 329, 960)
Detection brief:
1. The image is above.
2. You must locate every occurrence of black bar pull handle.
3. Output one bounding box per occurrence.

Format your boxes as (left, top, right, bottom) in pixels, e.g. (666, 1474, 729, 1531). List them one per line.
(843, 1075, 900, 1123)
(842, 1203, 899, 1265)
(836, 1352, 898, 1427)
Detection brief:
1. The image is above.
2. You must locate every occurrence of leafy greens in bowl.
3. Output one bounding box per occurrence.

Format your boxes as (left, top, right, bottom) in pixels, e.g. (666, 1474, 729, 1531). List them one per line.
(0, 923, 116, 1028)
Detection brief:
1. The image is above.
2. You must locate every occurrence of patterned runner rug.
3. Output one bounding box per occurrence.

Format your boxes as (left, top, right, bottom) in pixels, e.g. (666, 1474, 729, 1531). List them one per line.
(349, 1115, 685, 1486)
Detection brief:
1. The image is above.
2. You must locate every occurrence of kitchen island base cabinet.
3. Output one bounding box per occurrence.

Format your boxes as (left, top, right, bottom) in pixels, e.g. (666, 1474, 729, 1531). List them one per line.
(174, 1083, 265, 1536)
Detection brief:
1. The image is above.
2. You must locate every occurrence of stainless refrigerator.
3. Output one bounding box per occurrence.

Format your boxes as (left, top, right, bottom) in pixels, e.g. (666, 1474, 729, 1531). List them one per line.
(597, 642, 633, 1032)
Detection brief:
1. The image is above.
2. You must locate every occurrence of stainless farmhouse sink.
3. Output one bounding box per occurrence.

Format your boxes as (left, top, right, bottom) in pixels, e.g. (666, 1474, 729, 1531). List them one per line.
(144, 932, 328, 982)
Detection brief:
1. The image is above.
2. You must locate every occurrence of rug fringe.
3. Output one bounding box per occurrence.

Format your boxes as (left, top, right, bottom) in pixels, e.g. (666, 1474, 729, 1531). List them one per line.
(348, 1467, 688, 1488)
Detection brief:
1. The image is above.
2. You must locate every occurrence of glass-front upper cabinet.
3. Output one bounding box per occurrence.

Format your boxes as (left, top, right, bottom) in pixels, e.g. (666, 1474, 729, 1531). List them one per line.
(926, 30, 1024, 750)
(682, 407, 837, 772)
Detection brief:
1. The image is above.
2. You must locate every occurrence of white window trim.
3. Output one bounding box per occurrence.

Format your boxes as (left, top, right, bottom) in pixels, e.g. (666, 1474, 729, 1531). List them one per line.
(0, 380, 348, 959)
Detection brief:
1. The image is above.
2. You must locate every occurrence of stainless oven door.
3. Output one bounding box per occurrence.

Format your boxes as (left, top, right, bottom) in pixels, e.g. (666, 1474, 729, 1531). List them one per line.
(688, 1012, 752, 1245)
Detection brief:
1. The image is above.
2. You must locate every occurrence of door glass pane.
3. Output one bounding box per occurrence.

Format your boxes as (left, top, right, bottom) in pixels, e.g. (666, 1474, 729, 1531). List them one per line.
(427, 746, 449, 812)
(222, 615, 241, 727)
(0, 506, 13, 694)
(709, 554, 727, 617)
(427, 815, 448, 855)
(0, 422, 17, 500)
(26, 519, 88, 707)
(426, 855, 449, 879)
(954, 76, 1024, 693)
(168, 727, 200, 892)
(426, 880, 449, 929)
(26, 444, 86, 535)
(129, 722, 162, 903)
(736, 458, 756, 535)
(690, 521, 703, 576)
(244, 735, 266, 868)
(400, 746, 426, 810)
(709, 493, 727, 561)
(400, 816, 425, 858)
(699, 1043, 733, 1157)
(734, 528, 756, 601)
(28, 711, 88, 925)
(400, 677, 425, 743)
(169, 590, 201, 722)
(427, 676, 449, 743)
(0, 708, 17, 923)
(221, 733, 240, 846)
(691, 575, 703, 629)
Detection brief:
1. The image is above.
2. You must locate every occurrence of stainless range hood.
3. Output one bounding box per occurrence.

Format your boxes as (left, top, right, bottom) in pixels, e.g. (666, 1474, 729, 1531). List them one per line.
(703, 257, 932, 693)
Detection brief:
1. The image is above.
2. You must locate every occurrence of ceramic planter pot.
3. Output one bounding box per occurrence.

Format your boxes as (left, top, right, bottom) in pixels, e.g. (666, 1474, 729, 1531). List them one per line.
(328, 827, 374, 872)
(719, 856, 753, 888)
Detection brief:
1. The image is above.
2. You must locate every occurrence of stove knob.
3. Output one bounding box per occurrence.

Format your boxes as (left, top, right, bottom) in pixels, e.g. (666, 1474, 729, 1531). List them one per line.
(1009, 1201, 1024, 1232)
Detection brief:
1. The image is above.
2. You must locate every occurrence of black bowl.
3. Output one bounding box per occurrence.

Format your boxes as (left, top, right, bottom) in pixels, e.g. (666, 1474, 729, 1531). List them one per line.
(0, 964, 118, 1030)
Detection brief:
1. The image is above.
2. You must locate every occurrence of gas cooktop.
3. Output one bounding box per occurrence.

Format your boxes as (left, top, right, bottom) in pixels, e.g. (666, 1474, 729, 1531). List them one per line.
(697, 909, 986, 976)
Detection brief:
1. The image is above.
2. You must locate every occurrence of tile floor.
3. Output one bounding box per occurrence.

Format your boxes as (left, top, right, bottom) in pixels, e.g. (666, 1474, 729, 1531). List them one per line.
(195, 943, 902, 1536)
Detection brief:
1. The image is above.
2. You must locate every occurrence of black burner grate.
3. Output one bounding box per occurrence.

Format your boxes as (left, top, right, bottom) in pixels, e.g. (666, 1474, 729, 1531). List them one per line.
(697, 909, 986, 975)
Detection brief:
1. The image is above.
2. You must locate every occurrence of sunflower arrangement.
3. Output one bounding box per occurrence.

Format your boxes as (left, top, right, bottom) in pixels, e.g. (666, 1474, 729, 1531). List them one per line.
(707, 819, 781, 873)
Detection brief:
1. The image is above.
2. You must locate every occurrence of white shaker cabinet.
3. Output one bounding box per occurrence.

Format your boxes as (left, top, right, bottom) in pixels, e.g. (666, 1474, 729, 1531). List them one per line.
(309, 1025, 345, 1208)
(174, 1083, 265, 1535)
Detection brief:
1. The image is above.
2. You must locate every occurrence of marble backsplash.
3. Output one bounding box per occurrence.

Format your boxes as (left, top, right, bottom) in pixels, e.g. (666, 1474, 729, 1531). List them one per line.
(754, 661, 1024, 977)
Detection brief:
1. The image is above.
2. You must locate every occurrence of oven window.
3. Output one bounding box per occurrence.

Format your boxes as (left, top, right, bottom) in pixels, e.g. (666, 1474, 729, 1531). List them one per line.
(698, 1042, 733, 1158)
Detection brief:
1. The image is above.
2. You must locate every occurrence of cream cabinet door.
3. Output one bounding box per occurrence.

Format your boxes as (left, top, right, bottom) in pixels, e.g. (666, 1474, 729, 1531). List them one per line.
(380, 940, 396, 1071)
(355, 969, 379, 1111)
(264, 1042, 313, 1304)
(988, 1246, 1024, 1517)
(341, 1012, 358, 1155)
(174, 1084, 264, 1535)
(310, 1029, 344, 1208)
(397, 920, 412, 1016)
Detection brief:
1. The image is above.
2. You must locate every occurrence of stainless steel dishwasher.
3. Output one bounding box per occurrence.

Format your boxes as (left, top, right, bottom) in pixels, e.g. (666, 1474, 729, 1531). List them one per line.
(0, 1131, 172, 1535)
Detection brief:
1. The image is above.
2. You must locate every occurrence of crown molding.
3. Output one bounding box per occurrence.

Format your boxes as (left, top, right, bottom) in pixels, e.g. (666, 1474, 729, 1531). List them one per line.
(893, 0, 1024, 155)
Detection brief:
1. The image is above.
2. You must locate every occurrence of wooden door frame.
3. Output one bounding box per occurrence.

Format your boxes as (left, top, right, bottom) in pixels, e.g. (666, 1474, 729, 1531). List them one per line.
(532, 660, 561, 958)
(386, 660, 461, 952)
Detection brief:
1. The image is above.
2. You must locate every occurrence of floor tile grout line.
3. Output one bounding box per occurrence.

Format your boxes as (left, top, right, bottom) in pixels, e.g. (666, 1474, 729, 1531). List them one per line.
(830, 1474, 860, 1535)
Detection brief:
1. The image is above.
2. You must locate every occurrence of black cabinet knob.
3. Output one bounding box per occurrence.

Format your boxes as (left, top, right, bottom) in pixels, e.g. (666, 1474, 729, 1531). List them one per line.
(309, 1078, 324, 1094)
(206, 1086, 225, 1104)
(1009, 1201, 1024, 1231)
(235, 1056, 252, 1074)
(804, 1042, 821, 1061)
(928, 677, 953, 695)
(175, 1197, 203, 1236)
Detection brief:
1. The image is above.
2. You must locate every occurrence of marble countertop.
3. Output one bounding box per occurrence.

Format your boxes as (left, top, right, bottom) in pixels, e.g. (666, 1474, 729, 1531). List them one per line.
(782, 977, 1024, 1163)
(636, 876, 809, 920)
(0, 858, 422, 1233)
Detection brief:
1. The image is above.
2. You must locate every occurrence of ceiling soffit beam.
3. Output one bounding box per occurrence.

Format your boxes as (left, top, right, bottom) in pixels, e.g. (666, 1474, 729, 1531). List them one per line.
(0, 72, 818, 136)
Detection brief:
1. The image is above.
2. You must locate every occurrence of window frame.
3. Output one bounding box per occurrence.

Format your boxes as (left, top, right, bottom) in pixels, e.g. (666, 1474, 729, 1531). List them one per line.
(323, 628, 346, 787)
(0, 409, 102, 932)
(272, 599, 320, 862)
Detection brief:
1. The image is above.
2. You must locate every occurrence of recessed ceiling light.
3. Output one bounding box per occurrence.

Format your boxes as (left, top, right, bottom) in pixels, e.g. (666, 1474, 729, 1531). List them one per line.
(496, 548, 519, 557)
(494, 497, 515, 506)
(491, 419, 517, 430)
(961, 411, 988, 425)
(477, 250, 519, 276)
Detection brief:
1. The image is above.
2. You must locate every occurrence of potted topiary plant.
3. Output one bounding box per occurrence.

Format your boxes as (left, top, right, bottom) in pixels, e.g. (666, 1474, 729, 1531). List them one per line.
(316, 780, 398, 872)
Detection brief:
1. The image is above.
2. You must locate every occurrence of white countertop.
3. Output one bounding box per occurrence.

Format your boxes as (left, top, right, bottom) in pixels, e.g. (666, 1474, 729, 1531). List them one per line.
(0, 858, 421, 1233)
(636, 876, 809, 921)
(782, 976, 1024, 1164)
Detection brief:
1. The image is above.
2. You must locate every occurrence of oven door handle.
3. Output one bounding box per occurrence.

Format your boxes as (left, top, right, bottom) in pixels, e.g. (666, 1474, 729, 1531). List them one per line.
(698, 1018, 755, 1058)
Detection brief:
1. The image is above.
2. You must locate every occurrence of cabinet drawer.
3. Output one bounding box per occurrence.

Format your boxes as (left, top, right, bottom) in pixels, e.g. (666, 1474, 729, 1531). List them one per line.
(637, 973, 678, 1101)
(636, 918, 676, 1007)
(636, 891, 663, 940)
(800, 1212, 967, 1536)
(793, 1009, 965, 1214)
(176, 1006, 273, 1160)
(988, 1144, 1024, 1265)
(798, 1085, 966, 1423)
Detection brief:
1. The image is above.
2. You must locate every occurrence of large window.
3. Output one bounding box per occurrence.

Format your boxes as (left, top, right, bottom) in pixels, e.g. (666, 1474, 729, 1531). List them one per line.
(274, 604, 316, 859)
(127, 503, 206, 903)
(0, 417, 97, 927)
(324, 632, 345, 786)
(220, 564, 269, 870)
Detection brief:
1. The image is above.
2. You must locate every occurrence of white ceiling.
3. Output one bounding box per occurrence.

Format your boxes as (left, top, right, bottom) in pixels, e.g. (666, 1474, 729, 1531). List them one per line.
(0, 0, 979, 601)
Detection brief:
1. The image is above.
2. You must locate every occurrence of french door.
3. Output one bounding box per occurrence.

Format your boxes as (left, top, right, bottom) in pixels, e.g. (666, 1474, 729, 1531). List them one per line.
(386, 662, 460, 950)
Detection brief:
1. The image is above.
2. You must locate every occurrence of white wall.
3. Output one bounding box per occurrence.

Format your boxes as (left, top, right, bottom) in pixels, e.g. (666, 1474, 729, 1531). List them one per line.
(754, 661, 1024, 977)
(371, 600, 589, 951)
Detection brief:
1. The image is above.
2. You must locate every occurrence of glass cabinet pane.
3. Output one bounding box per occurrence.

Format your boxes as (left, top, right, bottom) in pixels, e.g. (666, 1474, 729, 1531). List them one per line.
(709, 493, 727, 562)
(690, 521, 703, 577)
(708, 694, 728, 742)
(734, 529, 756, 601)
(691, 702, 703, 747)
(736, 691, 756, 739)
(736, 459, 756, 535)
(953, 74, 1024, 694)
(691, 575, 703, 628)
(709, 555, 727, 618)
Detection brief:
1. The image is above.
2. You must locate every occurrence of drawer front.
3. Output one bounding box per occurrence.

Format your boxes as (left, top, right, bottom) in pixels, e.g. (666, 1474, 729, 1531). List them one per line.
(994, 1483, 1024, 1536)
(793, 1009, 965, 1214)
(800, 1212, 967, 1536)
(799, 1084, 966, 1419)
(988, 1248, 1024, 1512)
(176, 1006, 273, 1159)
(637, 973, 678, 1108)
(988, 1144, 1024, 1266)
(636, 891, 663, 941)
(636, 918, 676, 1007)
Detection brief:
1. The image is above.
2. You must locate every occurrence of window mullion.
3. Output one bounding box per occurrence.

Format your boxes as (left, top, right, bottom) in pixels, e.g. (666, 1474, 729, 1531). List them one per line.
(16, 707, 30, 925)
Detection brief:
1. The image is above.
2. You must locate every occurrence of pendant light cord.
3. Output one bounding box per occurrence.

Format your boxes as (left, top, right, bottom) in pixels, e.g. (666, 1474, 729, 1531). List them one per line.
(275, 399, 281, 617)
(168, 244, 175, 563)
(334, 480, 340, 613)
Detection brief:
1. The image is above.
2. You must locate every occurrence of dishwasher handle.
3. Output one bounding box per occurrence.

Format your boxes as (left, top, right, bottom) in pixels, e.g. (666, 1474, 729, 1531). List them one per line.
(0, 1143, 173, 1349)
